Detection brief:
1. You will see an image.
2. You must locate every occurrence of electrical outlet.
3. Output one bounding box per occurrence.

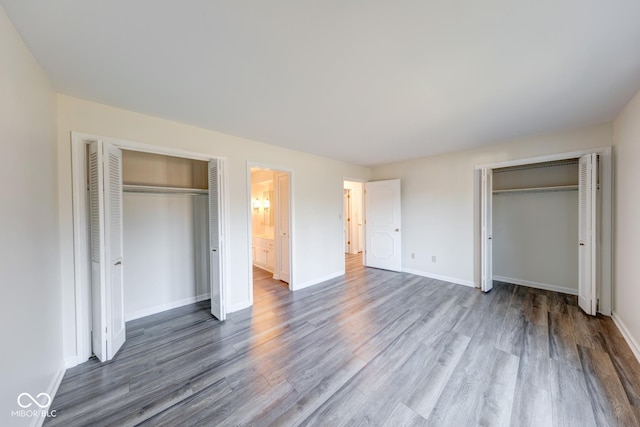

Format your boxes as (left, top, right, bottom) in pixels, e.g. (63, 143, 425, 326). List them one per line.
(432, 255, 437, 262)
(411, 253, 415, 259)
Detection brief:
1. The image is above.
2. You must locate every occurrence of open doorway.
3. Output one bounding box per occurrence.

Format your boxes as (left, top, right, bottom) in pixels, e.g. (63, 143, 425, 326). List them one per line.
(249, 167, 292, 302)
(344, 180, 364, 267)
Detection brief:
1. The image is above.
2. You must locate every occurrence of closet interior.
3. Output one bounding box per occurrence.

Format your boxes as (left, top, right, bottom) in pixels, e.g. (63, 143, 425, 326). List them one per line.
(492, 158, 581, 295)
(120, 150, 211, 321)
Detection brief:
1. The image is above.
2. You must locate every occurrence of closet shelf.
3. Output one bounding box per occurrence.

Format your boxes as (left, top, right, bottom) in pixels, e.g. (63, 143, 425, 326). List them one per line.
(493, 185, 578, 195)
(123, 184, 208, 195)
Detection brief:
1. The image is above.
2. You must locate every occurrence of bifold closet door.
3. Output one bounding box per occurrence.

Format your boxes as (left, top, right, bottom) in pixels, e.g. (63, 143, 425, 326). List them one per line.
(480, 168, 493, 292)
(209, 160, 225, 321)
(88, 141, 126, 361)
(578, 153, 598, 315)
(89, 142, 107, 361)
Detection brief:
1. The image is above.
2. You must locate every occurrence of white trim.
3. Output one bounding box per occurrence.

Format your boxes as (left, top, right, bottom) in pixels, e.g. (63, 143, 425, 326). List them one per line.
(70, 131, 230, 365)
(403, 268, 475, 288)
(611, 312, 640, 364)
(247, 162, 295, 306)
(124, 293, 211, 322)
(228, 300, 252, 313)
(293, 270, 345, 291)
(71, 132, 215, 161)
(493, 275, 578, 296)
(219, 158, 231, 319)
(31, 363, 66, 427)
(71, 133, 94, 363)
(474, 146, 612, 170)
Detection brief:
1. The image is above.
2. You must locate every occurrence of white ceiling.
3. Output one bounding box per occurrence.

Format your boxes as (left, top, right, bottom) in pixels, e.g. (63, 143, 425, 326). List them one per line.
(3, 1, 640, 166)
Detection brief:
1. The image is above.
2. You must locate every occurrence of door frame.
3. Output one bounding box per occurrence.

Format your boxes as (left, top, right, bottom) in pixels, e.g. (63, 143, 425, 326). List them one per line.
(343, 178, 367, 269)
(246, 162, 294, 303)
(70, 132, 230, 364)
(343, 188, 352, 254)
(474, 146, 612, 315)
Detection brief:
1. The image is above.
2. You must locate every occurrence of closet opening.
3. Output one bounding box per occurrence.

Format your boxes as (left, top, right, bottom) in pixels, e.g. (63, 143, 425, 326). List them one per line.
(475, 148, 612, 317)
(71, 133, 229, 364)
(249, 166, 292, 304)
(493, 159, 581, 294)
(119, 150, 213, 321)
(343, 180, 365, 267)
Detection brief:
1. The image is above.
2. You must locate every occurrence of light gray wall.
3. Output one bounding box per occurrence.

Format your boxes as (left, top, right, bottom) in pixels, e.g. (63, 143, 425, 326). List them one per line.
(0, 6, 62, 426)
(613, 87, 640, 358)
(493, 190, 578, 293)
(123, 193, 209, 321)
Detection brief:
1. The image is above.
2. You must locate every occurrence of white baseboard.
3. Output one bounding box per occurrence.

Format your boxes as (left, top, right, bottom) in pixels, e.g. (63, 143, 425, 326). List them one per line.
(403, 268, 475, 288)
(125, 293, 211, 322)
(611, 311, 640, 364)
(292, 270, 345, 291)
(493, 275, 578, 296)
(31, 362, 66, 427)
(228, 300, 252, 313)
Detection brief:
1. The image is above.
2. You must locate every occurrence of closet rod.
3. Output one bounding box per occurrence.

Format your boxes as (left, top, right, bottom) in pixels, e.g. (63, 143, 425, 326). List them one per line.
(494, 159, 578, 174)
(123, 184, 208, 195)
(493, 185, 579, 195)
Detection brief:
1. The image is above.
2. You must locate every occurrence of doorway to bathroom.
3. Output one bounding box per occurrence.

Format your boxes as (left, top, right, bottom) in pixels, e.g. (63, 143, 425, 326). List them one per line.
(249, 166, 292, 304)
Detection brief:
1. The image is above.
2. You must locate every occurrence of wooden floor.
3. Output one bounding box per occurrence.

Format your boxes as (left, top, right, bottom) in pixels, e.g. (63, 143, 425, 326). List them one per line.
(47, 254, 640, 426)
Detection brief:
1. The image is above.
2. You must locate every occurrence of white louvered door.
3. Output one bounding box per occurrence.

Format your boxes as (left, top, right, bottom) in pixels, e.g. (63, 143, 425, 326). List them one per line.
(104, 143, 126, 358)
(578, 153, 598, 315)
(89, 142, 107, 361)
(209, 160, 225, 320)
(481, 168, 493, 292)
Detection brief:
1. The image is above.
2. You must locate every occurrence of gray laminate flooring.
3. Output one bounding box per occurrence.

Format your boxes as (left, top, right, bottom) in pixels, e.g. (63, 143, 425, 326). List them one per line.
(46, 254, 640, 426)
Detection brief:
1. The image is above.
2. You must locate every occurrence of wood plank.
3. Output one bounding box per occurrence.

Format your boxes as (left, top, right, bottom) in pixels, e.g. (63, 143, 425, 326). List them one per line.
(578, 345, 639, 427)
(427, 343, 520, 427)
(549, 359, 597, 427)
(548, 310, 580, 368)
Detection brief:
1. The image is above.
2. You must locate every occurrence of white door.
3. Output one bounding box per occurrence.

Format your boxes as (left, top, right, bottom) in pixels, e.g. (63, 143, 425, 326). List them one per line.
(104, 144, 126, 359)
(578, 153, 598, 315)
(344, 189, 351, 253)
(276, 173, 290, 283)
(365, 179, 402, 272)
(481, 168, 493, 292)
(88, 141, 125, 361)
(88, 142, 107, 361)
(209, 160, 225, 320)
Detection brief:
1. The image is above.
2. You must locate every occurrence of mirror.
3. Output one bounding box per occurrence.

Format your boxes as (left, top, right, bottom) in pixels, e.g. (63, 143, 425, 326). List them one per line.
(263, 190, 274, 226)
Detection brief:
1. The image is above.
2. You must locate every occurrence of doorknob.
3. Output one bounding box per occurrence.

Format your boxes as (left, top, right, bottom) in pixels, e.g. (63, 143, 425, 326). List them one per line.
(114, 261, 122, 266)
(395, 228, 400, 232)
(579, 243, 585, 246)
